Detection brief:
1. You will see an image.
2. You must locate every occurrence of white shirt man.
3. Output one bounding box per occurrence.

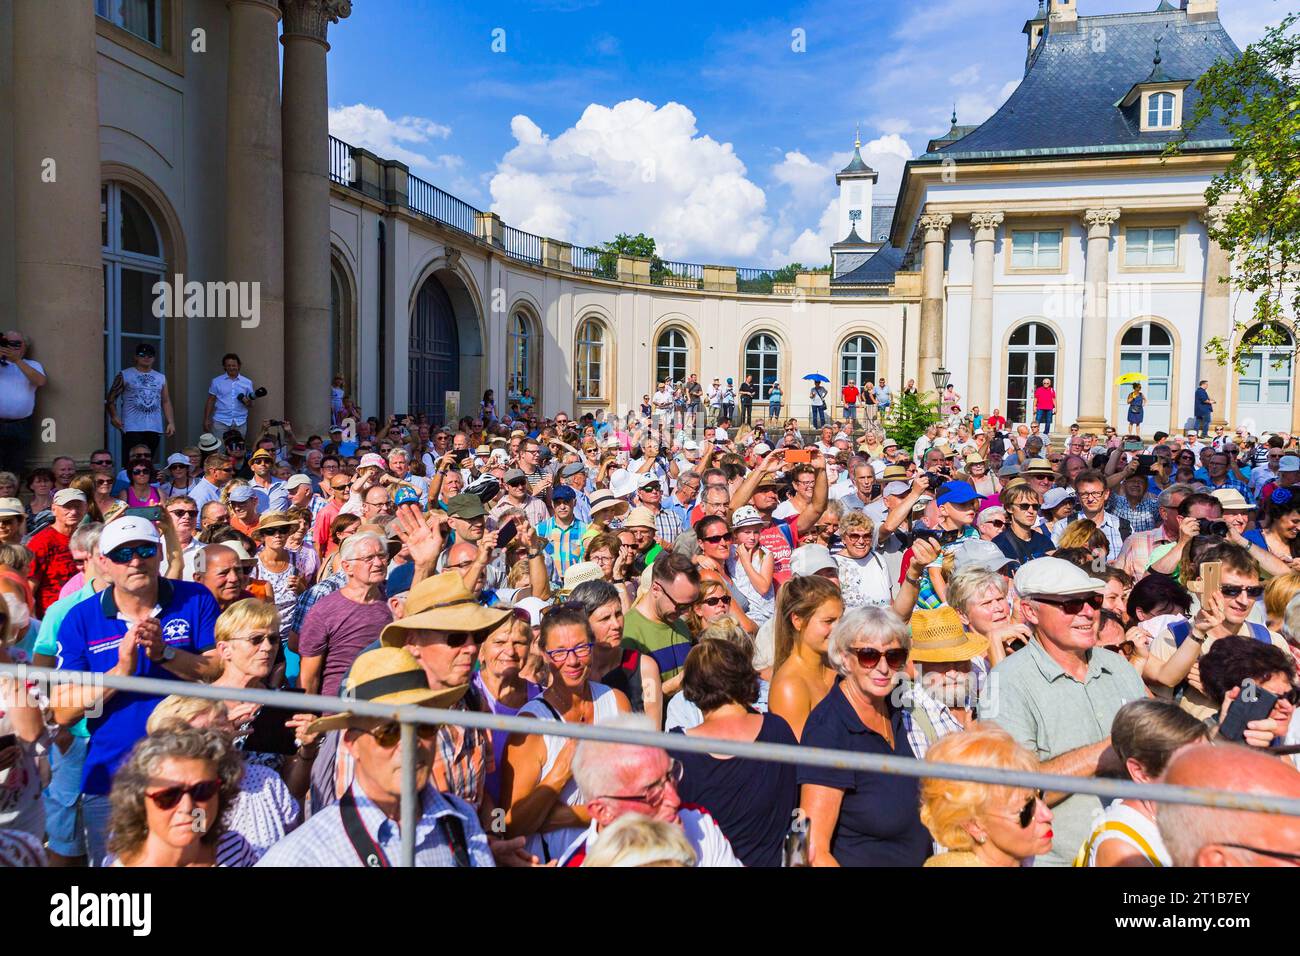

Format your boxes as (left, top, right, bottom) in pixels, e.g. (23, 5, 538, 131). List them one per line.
(207, 362, 254, 431)
(0, 333, 45, 420)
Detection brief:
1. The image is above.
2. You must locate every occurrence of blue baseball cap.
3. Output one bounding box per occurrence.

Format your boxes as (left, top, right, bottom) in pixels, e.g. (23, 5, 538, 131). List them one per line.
(936, 480, 980, 507)
(552, 485, 577, 503)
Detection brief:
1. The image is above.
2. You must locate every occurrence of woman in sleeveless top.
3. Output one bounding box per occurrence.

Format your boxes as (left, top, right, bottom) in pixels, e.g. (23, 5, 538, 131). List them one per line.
(567, 579, 662, 728)
(499, 606, 629, 863)
(473, 615, 541, 805)
(1076, 699, 1209, 867)
(119, 460, 162, 507)
(248, 512, 308, 644)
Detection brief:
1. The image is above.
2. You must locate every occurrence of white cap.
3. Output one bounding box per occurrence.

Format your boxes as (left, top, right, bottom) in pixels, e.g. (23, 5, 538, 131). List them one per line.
(730, 505, 766, 529)
(1280, 456, 1300, 473)
(359, 452, 387, 471)
(0, 498, 24, 518)
(752, 442, 772, 456)
(790, 543, 838, 578)
(1014, 556, 1105, 599)
(683, 440, 699, 452)
(166, 453, 190, 468)
(53, 488, 88, 508)
(284, 474, 313, 490)
(884, 480, 911, 497)
(514, 596, 553, 627)
(99, 515, 161, 555)
(636, 472, 663, 489)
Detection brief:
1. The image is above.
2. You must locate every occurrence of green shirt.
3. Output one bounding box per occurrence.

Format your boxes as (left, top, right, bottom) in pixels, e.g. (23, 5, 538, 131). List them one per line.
(622, 608, 693, 683)
(978, 638, 1147, 867)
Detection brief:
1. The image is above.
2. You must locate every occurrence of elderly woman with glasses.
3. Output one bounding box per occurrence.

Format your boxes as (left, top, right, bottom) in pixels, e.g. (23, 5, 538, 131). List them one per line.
(501, 605, 630, 862)
(919, 725, 1054, 867)
(975, 505, 1007, 542)
(106, 725, 247, 867)
(797, 606, 932, 866)
(569, 579, 662, 727)
(834, 510, 892, 611)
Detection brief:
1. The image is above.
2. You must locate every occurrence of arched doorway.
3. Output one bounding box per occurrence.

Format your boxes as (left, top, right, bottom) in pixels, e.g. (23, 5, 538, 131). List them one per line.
(329, 256, 357, 401)
(1237, 324, 1295, 434)
(1118, 322, 1173, 435)
(744, 332, 780, 401)
(655, 328, 689, 386)
(839, 335, 879, 396)
(410, 277, 460, 424)
(1005, 322, 1057, 425)
(102, 182, 167, 460)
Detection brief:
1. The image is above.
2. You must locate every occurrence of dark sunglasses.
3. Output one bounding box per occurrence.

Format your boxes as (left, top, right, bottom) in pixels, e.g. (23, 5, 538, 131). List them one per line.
(443, 632, 481, 649)
(106, 543, 159, 564)
(1220, 584, 1265, 599)
(697, 595, 730, 608)
(1035, 593, 1104, 615)
(701, 532, 733, 544)
(357, 721, 439, 749)
(231, 632, 279, 648)
(168, 509, 198, 519)
(147, 779, 220, 810)
(852, 646, 909, 670)
(1015, 789, 1046, 828)
(131, 468, 152, 476)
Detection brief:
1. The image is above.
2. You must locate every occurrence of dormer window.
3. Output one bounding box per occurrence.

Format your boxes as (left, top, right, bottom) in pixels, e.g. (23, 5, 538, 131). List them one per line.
(1146, 91, 1177, 130)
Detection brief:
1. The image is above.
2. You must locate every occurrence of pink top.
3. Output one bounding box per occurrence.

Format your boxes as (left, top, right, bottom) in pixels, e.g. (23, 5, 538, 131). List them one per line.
(1033, 386, 1056, 412)
(125, 485, 162, 507)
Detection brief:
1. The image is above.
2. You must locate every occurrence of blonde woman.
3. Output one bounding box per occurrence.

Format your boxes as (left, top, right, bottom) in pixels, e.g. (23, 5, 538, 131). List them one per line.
(581, 813, 697, 867)
(768, 575, 843, 739)
(919, 725, 1053, 867)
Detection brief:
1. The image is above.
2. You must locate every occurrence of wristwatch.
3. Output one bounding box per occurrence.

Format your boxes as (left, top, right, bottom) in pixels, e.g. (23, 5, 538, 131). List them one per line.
(158, 644, 177, 663)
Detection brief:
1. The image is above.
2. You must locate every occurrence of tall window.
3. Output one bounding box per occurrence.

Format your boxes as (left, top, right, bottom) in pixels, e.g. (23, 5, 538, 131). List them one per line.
(96, 0, 162, 46)
(329, 257, 355, 396)
(1125, 227, 1178, 267)
(840, 336, 878, 392)
(1010, 230, 1062, 269)
(1239, 325, 1295, 405)
(1120, 322, 1173, 403)
(744, 333, 780, 400)
(102, 183, 167, 457)
(1005, 322, 1057, 423)
(655, 328, 688, 385)
(575, 318, 605, 401)
(1147, 91, 1176, 129)
(509, 312, 533, 400)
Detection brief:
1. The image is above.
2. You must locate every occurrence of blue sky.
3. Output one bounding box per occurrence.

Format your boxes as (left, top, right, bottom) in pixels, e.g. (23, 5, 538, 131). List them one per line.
(326, 0, 1284, 266)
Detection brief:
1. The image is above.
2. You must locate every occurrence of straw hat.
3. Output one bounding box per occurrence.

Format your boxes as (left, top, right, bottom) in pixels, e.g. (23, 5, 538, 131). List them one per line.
(380, 570, 511, 646)
(561, 561, 606, 594)
(588, 489, 630, 521)
(306, 646, 466, 735)
(623, 506, 658, 530)
(908, 606, 989, 663)
(253, 510, 298, 535)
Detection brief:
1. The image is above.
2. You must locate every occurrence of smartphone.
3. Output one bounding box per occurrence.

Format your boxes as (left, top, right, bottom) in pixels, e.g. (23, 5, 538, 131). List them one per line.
(783, 823, 809, 868)
(1137, 454, 1156, 472)
(0, 733, 15, 752)
(1007, 637, 1028, 653)
(453, 448, 471, 464)
(497, 520, 518, 548)
(1123, 438, 1144, 452)
(911, 527, 942, 543)
(1219, 683, 1280, 744)
(784, 448, 812, 464)
(241, 689, 305, 756)
(1201, 560, 1222, 598)
(124, 505, 162, 523)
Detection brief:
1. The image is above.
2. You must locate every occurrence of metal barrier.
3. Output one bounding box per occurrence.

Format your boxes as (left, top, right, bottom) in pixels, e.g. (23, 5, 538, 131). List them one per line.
(8, 663, 1300, 868)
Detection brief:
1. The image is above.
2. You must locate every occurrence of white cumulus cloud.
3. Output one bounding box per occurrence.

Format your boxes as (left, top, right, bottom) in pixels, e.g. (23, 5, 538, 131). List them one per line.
(328, 103, 462, 177)
(488, 99, 770, 261)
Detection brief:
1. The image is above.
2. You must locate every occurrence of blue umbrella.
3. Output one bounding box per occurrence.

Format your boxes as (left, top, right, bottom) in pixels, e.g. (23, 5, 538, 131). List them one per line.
(803, 373, 829, 383)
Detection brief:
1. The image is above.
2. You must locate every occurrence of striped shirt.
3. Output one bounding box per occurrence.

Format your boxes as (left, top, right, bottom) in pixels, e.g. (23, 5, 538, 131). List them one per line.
(1106, 494, 1160, 534)
(537, 517, 588, 586)
(652, 507, 685, 545)
(432, 688, 494, 808)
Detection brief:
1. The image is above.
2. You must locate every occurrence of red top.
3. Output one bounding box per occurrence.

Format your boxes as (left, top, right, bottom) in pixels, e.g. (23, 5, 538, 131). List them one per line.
(1034, 386, 1056, 412)
(28, 525, 76, 617)
(842, 384, 859, 405)
(986, 415, 1007, 431)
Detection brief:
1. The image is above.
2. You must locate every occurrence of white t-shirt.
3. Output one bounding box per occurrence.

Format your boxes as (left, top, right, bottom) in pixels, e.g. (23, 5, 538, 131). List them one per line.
(653, 389, 674, 413)
(0, 357, 44, 419)
(1078, 799, 1171, 867)
(209, 373, 254, 427)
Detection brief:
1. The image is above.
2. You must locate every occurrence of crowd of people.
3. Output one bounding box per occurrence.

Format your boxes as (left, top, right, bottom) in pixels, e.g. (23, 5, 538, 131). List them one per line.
(2, 341, 1300, 867)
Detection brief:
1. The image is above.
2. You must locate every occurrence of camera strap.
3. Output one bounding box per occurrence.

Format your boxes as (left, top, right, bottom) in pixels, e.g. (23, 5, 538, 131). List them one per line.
(340, 790, 390, 868)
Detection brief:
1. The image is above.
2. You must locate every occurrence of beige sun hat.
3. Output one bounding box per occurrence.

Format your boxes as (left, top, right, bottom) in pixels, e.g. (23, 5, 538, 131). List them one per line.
(305, 646, 467, 735)
(380, 570, 511, 647)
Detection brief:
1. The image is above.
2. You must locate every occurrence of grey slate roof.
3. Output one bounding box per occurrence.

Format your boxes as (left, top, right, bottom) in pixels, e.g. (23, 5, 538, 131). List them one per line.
(835, 224, 868, 246)
(870, 205, 894, 243)
(831, 245, 905, 285)
(920, 8, 1239, 160)
(838, 146, 876, 176)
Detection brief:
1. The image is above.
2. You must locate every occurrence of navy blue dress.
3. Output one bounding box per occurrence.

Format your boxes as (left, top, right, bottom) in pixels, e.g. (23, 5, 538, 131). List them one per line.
(797, 681, 930, 867)
(671, 712, 799, 868)
(1127, 393, 1145, 425)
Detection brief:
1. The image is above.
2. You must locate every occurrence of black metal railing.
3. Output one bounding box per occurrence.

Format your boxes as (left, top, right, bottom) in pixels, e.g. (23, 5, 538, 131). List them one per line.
(735, 266, 780, 293)
(407, 173, 480, 236)
(572, 245, 615, 279)
(502, 224, 542, 265)
(652, 260, 704, 289)
(328, 135, 353, 186)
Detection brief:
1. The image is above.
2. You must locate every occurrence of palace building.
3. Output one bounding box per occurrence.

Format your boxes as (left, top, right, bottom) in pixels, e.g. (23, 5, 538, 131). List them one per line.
(0, 0, 1284, 468)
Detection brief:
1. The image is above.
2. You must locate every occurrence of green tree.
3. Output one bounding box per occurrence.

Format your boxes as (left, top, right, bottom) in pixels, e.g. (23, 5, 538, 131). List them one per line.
(879, 389, 942, 452)
(1169, 13, 1300, 369)
(597, 232, 666, 279)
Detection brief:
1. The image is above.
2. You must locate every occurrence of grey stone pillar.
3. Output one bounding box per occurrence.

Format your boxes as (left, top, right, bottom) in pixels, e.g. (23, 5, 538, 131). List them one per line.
(1079, 207, 1120, 431)
(918, 211, 952, 394)
(968, 211, 1003, 416)
(1199, 205, 1231, 430)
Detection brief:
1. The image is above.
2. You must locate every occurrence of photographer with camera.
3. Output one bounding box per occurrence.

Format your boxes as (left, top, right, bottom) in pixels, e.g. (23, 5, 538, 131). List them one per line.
(992, 483, 1054, 566)
(203, 353, 263, 436)
(1146, 492, 1228, 579)
(0, 330, 46, 474)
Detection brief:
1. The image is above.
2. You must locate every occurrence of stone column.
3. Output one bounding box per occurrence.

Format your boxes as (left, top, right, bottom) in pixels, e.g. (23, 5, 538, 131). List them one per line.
(226, 0, 286, 426)
(917, 211, 952, 394)
(281, 0, 350, 435)
(1078, 208, 1120, 432)
(1199, 205, 1231, 430)
(13, 0, 104, 466)
(968, 211, 1003, 416)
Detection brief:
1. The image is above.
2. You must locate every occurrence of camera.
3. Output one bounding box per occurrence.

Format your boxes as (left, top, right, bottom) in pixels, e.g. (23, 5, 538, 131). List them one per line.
(1198, 519, 1231, 538)
(268, 419, 283, 427)
(243, 386, 269, 401)
(0, 337, 21, 350)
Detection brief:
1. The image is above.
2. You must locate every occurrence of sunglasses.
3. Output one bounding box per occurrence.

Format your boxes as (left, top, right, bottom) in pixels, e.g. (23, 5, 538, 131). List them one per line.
(131, 468, 152, 476)
(356, 721, 439, 749)
(1014, 789, 1046, 828)
(852, 646, 909, 670)
(656, 584, 697, 615)
(1035, 593, 1104, 615)
(92, 458, 114, 467)
(701, 532, 733, 544)
(106, 543, 159, 564)
(843, 531, 872, 542)
(1012, 503, 1039, 512)
(697, 595, 730, 608)
(230, 632, 279, 647)
(983, 519, 1007, 528)
(168, 509, 198, 519)
(1220, 584, 1265, 599)
(147, 779, 221, 810)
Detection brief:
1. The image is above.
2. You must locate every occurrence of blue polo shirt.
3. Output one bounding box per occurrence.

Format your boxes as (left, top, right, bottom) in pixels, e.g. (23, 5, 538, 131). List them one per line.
(57, 578, 220, 795)
(797, 680, 930, 867)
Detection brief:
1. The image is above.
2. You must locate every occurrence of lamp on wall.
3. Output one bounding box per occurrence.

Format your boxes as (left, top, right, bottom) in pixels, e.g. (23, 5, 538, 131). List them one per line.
(932, 366, 951, 394)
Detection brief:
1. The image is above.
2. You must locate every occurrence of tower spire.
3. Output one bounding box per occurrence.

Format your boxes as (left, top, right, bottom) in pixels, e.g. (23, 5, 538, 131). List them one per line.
(854, 123, 861, 148)
(951, 103, 958, 127)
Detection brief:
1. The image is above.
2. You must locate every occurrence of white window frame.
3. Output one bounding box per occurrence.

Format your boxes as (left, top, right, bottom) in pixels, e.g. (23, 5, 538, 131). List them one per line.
(744, 333, 781, 401)
(1009, 229, 1063, 271)
(655, 328, 689, 386)
(575, 318, 605, 402)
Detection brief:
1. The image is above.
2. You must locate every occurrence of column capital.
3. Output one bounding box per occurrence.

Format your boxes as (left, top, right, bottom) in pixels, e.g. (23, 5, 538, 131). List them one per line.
(1082, 207, 1121, 238)
(969, 211, 1004, 240)
(919, 211, 953, 242)
(1199, 203, 1231, 232)
(280, 0, 351, 42)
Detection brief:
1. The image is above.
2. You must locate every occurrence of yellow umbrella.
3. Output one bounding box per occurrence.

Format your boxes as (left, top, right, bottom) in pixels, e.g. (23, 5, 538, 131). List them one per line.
(1115, 372, 1147, 386)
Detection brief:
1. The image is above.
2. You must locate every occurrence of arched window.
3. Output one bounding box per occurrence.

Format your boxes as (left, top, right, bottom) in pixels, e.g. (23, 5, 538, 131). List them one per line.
(839, 336, 878, 394)
(655, 328, 688, 386)
(1005, 322, 1057, 424)
(1238, 323, 1295, 433)
(1147, 91, 1175, 128)
(329, 256, 356, 400)
(102, 182, 167, 457)
(508, 312, 534, 401)
(575, 318, 606, 401)
(744, 333, 780, 401)
(1119, 321, 1173, 434)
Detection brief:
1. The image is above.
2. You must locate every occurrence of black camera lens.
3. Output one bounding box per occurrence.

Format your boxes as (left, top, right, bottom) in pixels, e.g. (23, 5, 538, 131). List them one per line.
(254, 387, 268, 398)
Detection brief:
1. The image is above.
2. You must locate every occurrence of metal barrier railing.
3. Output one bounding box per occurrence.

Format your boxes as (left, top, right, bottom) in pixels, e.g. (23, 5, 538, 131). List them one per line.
(8, 663, 1300, 868)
